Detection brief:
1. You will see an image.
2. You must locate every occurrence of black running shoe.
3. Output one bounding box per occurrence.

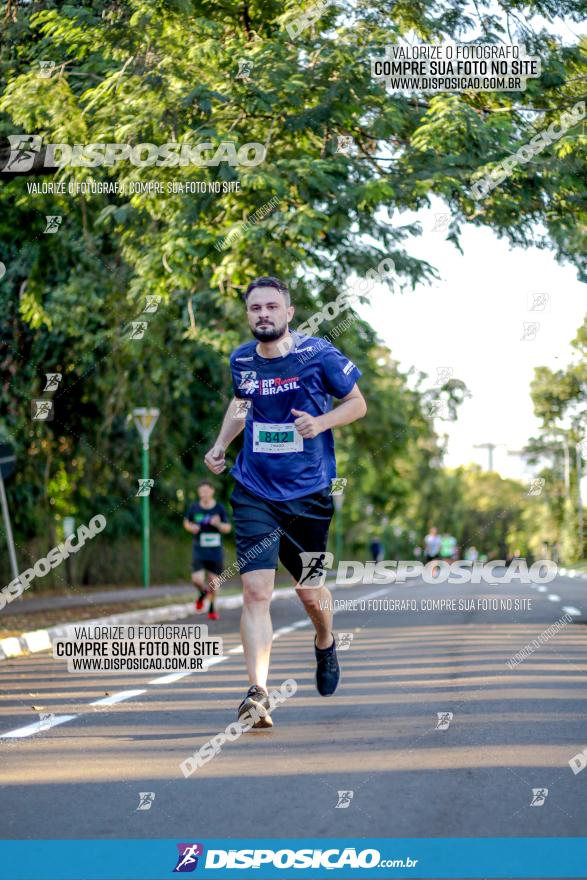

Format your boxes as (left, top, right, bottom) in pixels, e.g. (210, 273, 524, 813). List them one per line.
(237, 685, 273, 729)
(315, 634, 340, 696)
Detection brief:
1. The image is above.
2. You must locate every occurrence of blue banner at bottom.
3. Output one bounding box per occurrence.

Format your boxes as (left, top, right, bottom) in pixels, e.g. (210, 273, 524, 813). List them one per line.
(1, 838, 586, 879)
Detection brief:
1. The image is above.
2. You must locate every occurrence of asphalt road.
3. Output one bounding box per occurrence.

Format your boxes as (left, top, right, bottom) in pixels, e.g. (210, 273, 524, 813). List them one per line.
(1, 569, 586, 846)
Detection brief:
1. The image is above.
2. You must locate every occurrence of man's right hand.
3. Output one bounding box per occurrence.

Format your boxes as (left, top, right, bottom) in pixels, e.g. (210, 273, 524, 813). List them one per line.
(205, 443, 226, 474)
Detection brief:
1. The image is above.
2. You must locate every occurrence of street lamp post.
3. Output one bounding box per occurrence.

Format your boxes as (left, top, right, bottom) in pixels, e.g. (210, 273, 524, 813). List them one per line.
(0, 443, 18, 588)
(132, 408, 160, 588)
(576, 441, 584, 555)
(333, 493, 343, 564)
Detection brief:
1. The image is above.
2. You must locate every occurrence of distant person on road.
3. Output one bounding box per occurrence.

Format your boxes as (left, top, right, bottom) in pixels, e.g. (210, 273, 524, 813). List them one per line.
(204, 275, 367, 728)
(183, 480, 231, 621)
(464, 545, 479, 562)
(424, 526, 441, 563)
(370, 536, 384, 562)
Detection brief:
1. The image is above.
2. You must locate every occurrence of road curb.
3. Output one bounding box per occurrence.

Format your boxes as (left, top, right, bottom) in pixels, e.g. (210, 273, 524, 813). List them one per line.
(0, 584, 308, 662)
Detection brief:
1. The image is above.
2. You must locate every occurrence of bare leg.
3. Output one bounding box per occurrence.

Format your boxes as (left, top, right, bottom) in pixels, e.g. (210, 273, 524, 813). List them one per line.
(240, 569, 275, 690)
(295, 582, 333, 649)
(191, 570, 206, 594)
(207, 572, 220, 611)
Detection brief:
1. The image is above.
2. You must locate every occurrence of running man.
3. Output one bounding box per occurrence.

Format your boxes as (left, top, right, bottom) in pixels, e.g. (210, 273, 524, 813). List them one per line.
(183, 480, 231, 620)
(369, 535, 384, 563)
(423, 526, 441, 563)
(204, 276, 367, 728)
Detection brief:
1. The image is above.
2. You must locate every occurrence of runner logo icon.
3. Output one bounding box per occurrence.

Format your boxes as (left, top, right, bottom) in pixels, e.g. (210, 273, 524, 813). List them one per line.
(335, 790, 354, 808)
(3, 135, 42, 172)
(337, 632, 354, 651)
(173, 843, 204, 872)
(530, 788, 548, 806)
(435, 711, 453, 730)
(298, 551, 333, 588)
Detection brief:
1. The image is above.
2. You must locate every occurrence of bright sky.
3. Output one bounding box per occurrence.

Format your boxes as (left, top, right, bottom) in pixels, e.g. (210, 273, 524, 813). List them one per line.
(357, 201, 586, 482)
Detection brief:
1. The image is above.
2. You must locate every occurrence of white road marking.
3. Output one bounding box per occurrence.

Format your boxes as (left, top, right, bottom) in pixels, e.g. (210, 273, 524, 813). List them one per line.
(537, 586, 548, 593)
(205, 656, 226, 667)
(90, 690, 146, 706)
(0, 586, 393, 739)
(149, 671, 192, 685)
(547, 594, 561, 602)
(562, 606, 582, 617)
(0, 715, 77, 738)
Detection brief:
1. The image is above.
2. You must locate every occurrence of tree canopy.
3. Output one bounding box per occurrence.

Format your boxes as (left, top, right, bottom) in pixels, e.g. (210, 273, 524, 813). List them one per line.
(1, 0, 585, 581)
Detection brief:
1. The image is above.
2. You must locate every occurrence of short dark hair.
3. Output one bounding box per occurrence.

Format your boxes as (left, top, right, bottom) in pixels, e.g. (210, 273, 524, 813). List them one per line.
(243, 276, 290, 306)
(197, 479, 214, 490)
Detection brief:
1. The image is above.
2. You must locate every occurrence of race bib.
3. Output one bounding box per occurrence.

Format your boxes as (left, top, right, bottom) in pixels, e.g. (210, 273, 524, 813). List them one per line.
(252, 421, 304, 454)
(200, 532, 221, 548)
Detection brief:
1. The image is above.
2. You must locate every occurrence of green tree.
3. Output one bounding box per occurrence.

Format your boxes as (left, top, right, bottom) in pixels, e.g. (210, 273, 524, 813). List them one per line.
(1, 0, 585, 583)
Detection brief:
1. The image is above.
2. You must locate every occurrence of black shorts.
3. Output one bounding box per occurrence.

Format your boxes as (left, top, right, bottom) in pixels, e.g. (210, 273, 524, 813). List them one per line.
(191, 553, 224, 576)
(229, 480, 334, 581)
